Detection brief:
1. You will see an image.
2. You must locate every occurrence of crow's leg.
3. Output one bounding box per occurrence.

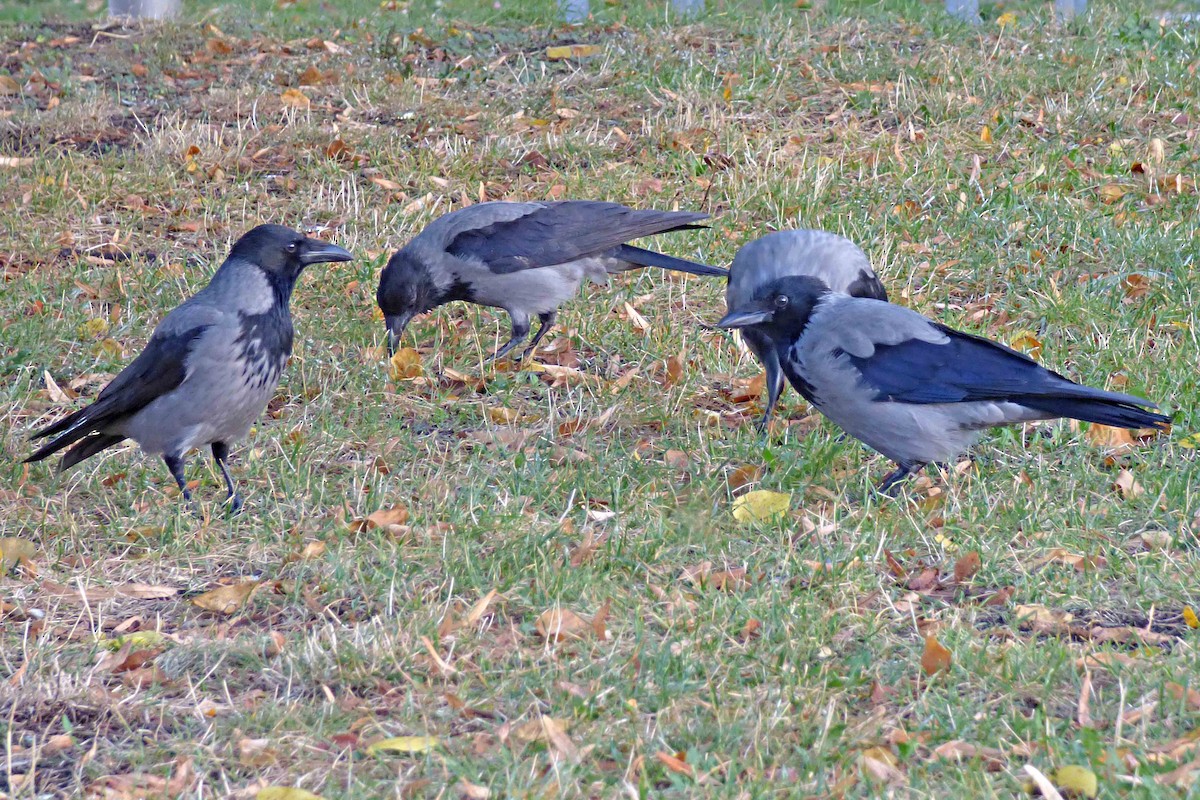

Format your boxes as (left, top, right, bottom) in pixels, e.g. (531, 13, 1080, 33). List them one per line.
(162, 453, 192, 504)
(486, 311, 531, 362)
(521, 311, 558, 360)
(212, 442, 243, 514)
(877, 461, 923, 496)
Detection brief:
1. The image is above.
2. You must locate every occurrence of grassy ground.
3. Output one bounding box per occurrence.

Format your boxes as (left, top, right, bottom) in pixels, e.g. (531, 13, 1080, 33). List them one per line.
(1, 0, 1198, 797)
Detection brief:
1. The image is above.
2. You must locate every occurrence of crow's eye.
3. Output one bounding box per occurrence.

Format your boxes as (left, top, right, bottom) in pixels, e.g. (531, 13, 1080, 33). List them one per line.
(774, 295, 789, 309)
(286, 241, 300, 253)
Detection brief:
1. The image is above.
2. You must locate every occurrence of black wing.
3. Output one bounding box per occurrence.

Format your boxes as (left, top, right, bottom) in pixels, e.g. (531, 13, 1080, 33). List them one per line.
(845, 325, 1169, 428)
(26, 325, 210, 463)
(446, 201, 708, 274)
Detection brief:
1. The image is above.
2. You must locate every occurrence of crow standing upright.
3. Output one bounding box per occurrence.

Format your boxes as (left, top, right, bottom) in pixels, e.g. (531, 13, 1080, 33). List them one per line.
(25, 225, 353, 511)
(725, 229, 887, 430)
(376, 200, 726, 361)
(718, 275, 1170, 494)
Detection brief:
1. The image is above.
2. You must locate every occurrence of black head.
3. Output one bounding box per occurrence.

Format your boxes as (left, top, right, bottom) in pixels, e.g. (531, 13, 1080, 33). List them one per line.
(231, 224, 353, 287)
(715, 275, 829, 340)
(377, 249, 442, 355)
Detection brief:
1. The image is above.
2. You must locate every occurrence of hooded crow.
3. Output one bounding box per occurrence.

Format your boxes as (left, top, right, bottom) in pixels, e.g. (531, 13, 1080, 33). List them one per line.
(726, 229, 887, 430)
(25, 225, 353, 511)
(717, 275, 1170, 494)
(377, 200, 726, 361)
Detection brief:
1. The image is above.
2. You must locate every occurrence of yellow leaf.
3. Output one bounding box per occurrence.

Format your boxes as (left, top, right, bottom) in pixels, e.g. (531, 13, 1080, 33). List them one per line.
(366, 735, 439, 755)
(0, 74, 19, 94)
(487, 407, 521, 425)
(1009, 331, 1043, 360)
(0, 537, 37, 571)
(99, 631, 166, 650)
(257, 788, 327, 800)
(1053, 765, 1098, 798)
(280, 88, 311, 109)
(731, 489, 791, 523)
(1178, 432, 1200, 449)
(979, 125, 993, 144)
(192, 581, 260, 615)
(545, 44, 600, 60)
(921, 635, 953, 676)
(388, 347, 423, 380)
(996, 11, 1017, 26)
(1184, 606, 1199, 629)
(1098, 183, 1128, 204)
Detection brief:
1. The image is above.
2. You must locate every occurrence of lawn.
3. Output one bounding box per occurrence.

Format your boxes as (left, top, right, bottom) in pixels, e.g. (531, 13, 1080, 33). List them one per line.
(1, 0, 1198, 797)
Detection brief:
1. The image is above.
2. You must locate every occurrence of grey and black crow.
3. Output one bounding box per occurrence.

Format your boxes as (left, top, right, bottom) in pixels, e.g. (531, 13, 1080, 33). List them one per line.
(717, 275, 1171, 494)
(726, 229, 887, 430)
(377, 200, 726, 361)
(25, 225, 353, 511)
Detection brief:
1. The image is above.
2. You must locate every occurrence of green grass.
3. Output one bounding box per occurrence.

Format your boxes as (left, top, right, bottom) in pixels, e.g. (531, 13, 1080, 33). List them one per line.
(2, 0, 1199, 797)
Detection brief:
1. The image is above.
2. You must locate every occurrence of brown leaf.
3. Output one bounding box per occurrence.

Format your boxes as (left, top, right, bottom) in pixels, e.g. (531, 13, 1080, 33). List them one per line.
(280, 88, 310, 109)
(921, 636, 952, 676)
(1113, 470, 1143, 499)
(535, 609, 590, 642)
(662, 350, 686, 388)
(953, 551, 981, 583)
(860, 747, 905, 784)
(663, 449, 689, 470)
(655, 751, 694, 778)
(0, 74, 19, 94)
(192, 581, 260, 615)
(725, 464, 763, 494)
(1165, 682, 1200, 711)
(1086, 424, 1137, 454)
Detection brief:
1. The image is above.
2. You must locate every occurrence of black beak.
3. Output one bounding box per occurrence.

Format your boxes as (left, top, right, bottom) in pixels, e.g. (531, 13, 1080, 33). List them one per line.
(385, 312, 414, 356)
(715, 301, 775, 329)
(300, 239, 354, 266)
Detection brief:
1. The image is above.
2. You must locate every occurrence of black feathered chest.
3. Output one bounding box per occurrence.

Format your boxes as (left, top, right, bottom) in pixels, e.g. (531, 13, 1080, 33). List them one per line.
(235, 304, 293, 391)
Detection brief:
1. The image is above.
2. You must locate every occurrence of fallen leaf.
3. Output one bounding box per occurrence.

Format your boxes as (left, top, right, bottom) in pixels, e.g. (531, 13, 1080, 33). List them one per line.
(1053, 765, 1098, 798)
(1098, 183, 1128, 204)
(1024, 764, 1065, 800)
(192, 581, 259, 615)
(860, 747, 904, 784)
(921, 635, 952, 676)
(1009, 331, 1043, 360)
(456, 779, 491, 799)
(0, 156, 35, 168)
(257, 789, 327, 800)
(280, 88, 310, 109)
(663, 449, 689, 470)
(1165, 682, 1200, 711)
(389, 347, 423, 380)
(512, 716, 571, 743)
(363, 505, 409, 530)
(0, 537, 37, 572)
(238, 737, 280, 768)
(1113, 470, 1143, 499)
(1086, 424, 1137, 453)
(367, 735, 439, 755)
(0, 75, 19, 94)
(953, 551, 981, 583)
(535, 608, 590, 642)
(1184, 606, 1199, 629)
(731, 489, 791, 523)
(725, 463, 764, 494)
(656, 751, 694, 778)
(545, 44, 600, 60)
(540, 715, 578, 762)
(487, 407, 522, 425)
(623, 302, 651, 333)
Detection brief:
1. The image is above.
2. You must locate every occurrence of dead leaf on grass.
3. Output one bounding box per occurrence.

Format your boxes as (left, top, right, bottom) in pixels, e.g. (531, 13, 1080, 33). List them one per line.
(257, 788, 327, 800)
(921, 636, 952, 676)
(366, 735, 439, 755)
(731, 489, 790, 523)
(280, 88, 310, 109)
(0, 537, 37, 572)
(535, 608, 591, 642)
(192, 581, 260, 615)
